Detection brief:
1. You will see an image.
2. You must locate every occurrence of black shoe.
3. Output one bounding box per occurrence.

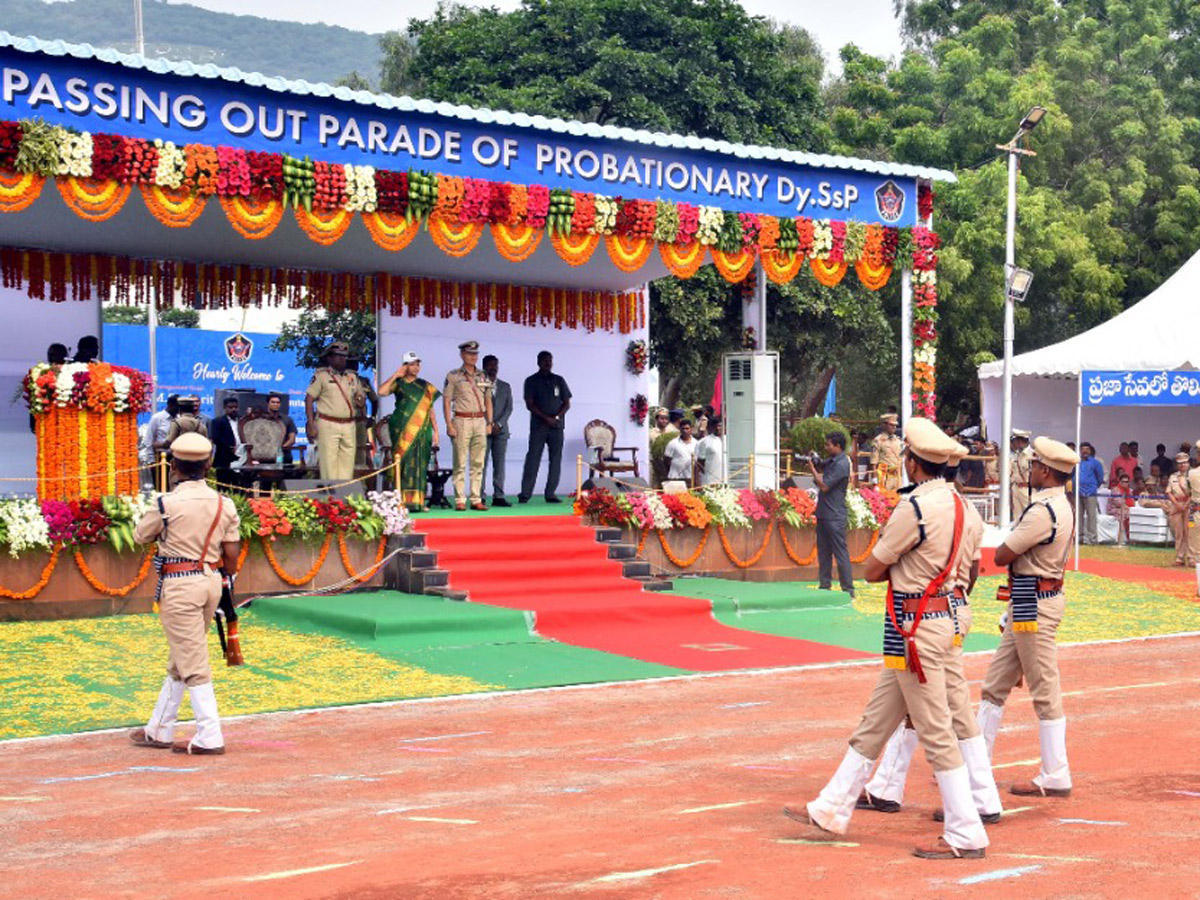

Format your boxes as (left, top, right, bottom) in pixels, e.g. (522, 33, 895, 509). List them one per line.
(544, 495, 562, 504)
(856, 791, 901, 813)
(517, 495, 530, 504)
(492, 496, 511, 507)
(933, 808, 1002, 824)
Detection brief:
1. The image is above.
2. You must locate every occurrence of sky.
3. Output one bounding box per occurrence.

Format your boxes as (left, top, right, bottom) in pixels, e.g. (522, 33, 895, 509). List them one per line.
(172, 0, 907, 75)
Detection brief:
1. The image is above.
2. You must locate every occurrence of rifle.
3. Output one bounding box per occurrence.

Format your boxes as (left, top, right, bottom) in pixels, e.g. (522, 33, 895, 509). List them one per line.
(214, 573, 244, 667)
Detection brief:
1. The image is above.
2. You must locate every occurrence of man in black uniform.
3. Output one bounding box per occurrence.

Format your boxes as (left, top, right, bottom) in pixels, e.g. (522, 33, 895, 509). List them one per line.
(209, 395, 244, 493)
(519, 350, 571, 504)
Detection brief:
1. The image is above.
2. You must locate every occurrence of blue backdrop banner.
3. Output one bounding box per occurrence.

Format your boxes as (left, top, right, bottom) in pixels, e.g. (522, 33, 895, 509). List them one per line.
(1081, 370, 1200, 407)
(102, 323, 326, 436)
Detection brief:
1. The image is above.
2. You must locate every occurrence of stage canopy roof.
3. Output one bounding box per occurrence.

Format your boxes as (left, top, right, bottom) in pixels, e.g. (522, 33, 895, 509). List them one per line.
(979, 248, 1200, 381)
(0, 31, 955, 295)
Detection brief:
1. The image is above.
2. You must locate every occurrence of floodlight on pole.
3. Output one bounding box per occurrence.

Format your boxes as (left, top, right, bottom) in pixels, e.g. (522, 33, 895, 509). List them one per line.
(997, 108, 1045, 529)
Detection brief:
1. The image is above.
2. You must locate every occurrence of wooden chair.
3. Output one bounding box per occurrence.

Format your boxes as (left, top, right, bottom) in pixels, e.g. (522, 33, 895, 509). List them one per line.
(236, 410, 290, 491)
(584, 419, 640, 482)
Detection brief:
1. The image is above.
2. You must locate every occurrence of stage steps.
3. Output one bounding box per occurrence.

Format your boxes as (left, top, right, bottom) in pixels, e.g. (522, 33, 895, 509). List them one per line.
(383, 531, 467, 601)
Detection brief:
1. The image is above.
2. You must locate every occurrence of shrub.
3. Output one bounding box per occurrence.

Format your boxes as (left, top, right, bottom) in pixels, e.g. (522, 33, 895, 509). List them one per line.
(787, 417, 850, 456)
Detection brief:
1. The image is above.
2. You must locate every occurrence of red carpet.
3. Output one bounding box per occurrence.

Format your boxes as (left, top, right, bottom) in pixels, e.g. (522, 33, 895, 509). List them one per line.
(415, 516, 871, 671)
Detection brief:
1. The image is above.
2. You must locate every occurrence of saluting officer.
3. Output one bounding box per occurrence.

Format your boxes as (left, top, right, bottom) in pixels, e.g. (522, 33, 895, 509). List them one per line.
(977, 436, 1079, 797)
(1009, 429, 1033, 519)
(858, 443, 1003, 825)
(870, 413, 903, 490)
(129, 433, 240, 755)
(785, 418, 989, 860)
(443, 340, 494, 511)
(305, 340, 365, 482)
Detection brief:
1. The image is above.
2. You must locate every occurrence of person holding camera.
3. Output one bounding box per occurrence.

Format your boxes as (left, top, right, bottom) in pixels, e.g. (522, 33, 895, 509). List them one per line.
(810, 431, 854, 598)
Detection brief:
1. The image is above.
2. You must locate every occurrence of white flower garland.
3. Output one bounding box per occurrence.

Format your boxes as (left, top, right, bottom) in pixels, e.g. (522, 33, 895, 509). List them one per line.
(591, 195, 618, 235)
(56, 131, 93, 178)
(343, 164, 378, 212)
(153, 139, 186, 189)
(845, 487, 879, 531)
(644, 492, 676, 530)
(701, 485, 751, 528)
(0, 499, 51, 558)
(367, 490, 411, 535)
(811, 219, 834, 259)
(696, 206, 724, 246)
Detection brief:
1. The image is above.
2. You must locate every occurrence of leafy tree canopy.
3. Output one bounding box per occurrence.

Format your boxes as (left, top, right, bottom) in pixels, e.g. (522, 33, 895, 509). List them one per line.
(269, 308, 376, 372)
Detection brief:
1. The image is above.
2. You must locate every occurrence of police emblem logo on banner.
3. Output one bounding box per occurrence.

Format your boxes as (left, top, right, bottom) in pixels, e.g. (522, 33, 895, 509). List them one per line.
(224, 332, 253, 364)
(875, 180, 906, 224)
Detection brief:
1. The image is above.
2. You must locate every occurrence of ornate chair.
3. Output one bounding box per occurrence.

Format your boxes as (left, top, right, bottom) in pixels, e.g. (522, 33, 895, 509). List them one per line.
(584, 419, 640, 482)
(237, 410, 288, 464)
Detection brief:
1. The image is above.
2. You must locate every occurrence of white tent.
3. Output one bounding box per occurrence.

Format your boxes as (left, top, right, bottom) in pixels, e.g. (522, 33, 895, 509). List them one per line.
(978, 249, 1200, 467)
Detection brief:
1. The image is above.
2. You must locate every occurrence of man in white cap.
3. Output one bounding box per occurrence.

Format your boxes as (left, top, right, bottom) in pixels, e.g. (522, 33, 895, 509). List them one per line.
(1009, 429, 1033, 519)
(129, 432, 241, 755)
(785, 418, 990, 860)
(870, 413, 903, 490)
(857, 442, 1003, 825)
(977, 436, 1078, 797)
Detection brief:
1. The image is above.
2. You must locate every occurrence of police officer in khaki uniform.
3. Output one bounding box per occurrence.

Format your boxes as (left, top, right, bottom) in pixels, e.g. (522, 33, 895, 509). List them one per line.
(1009, 429, 1033, 519)
(858, 443, 1003, 824)
(165, 395, 207, 444)
(786, 418, 989, 860)
(129, 433, 240, 755)
(443, 340, 493, 511)
(977, 436, 1078, 797)
(304, 341, 365, 482)
(1166, 452, 1192, 566)
(1187, 448, 1200, 595)
(870, 413, 903, 490)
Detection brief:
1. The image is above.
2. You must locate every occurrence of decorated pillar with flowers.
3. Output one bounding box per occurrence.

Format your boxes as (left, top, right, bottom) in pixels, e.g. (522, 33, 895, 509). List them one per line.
(24, 361, 153, 501)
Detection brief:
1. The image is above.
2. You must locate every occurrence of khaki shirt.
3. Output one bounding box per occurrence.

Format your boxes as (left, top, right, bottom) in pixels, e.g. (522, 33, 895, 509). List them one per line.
(1188, 467, 1200, 505)
(1010, 446, 1033, 485)
(444, 366, 492, 416)
(955, 497, 984, 591)
(166, 414, 207, 444)
(1167, 471, 1190, 508)
(872, 479, 977, 594)
(649, 423, 678, 442)
(306, 367, 364, 420)
(1006, 485, 1073, 578)
(870, 433, 903, 470)
(134, 479, 240, 563)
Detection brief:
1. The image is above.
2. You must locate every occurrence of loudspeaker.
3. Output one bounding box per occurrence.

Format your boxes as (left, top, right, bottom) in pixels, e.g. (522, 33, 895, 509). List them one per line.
(583, 475, 651, 493)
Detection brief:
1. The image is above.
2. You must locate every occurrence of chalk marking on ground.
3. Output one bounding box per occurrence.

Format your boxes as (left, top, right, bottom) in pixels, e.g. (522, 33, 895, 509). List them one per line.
(1057, 818, 1127, 826)
(1001, 806, 1034, 817)
(375, 803, 448, 816)
(196, 806, 260, 813)
(11, 632, 1200, 748)
(776, 838, 859, 848)
(242, 861, 362, 882)
(40, 766, 198, 783)
(400, 747, 452, 753)
(239, 740, 296, 748)
(404, 816, 478, 825)
(629, 735, 688, 746)
(740, 765, 799, 772)
(397, 731, 491, 743)
(721, 701, 770, 709)
(0, 795, 47, 802)
(1062, 680, 1179, 698)
(959, 865, 1041, 885)
(1169, 790, 1200, 798)
(992, 758, 1040, 769)
(308, 774, 380, 782)
(678, 800, 760, 814)
(580, 860, 719, 885)
(1001, 853, 1097, 863)
(588, 757, 649, 764)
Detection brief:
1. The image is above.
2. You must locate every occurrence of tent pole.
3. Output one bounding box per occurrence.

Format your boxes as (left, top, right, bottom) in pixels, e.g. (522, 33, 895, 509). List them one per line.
(1080, 379, 1089, 571)
(900, 267, 912, 425)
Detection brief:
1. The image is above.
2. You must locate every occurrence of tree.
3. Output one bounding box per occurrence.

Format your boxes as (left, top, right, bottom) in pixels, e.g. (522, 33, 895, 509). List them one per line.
(269, 308, 376, 371)
(158, 308, 199, 328)
(828, 0, 1200, 420)
(101, 306, 198, 327)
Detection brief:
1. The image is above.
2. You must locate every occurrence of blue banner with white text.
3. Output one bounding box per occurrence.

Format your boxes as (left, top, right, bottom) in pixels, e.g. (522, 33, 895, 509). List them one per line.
(1081, 370, 1200, 406)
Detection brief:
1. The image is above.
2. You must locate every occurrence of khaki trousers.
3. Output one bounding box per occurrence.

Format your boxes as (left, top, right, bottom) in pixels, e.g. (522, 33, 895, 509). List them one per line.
(850, 617, 963, 771)
(1188, 510, 1200, 561)
(159, 572, 222, 686)
(1012, 486, 1031, 522)
(317, 419, 357, 482)
(452, 416, 488, 505)
(947, 604, 980, 740)
(981, 592, 1065, 720)
(1170, 510, 1191, 564)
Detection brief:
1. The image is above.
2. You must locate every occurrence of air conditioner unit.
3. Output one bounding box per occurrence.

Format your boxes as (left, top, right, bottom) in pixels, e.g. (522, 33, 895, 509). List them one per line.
(722, 351, 779, 489)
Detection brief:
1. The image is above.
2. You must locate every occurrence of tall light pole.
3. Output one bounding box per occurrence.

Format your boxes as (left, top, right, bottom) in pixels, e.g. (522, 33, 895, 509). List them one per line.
(997, 106, 1044, 529)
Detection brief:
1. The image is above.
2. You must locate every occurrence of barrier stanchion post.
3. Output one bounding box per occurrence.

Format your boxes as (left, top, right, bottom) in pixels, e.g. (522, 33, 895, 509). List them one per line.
(786, 454, 792, 482)
(749, 453, 756, 491)
(157, 451, 167, 492)
(576, 454, 583, 495)
(392, 454, 401, 493)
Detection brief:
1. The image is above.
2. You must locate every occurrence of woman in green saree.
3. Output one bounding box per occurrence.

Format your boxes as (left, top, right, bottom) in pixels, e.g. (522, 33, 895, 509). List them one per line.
(379, 352, 441, 511)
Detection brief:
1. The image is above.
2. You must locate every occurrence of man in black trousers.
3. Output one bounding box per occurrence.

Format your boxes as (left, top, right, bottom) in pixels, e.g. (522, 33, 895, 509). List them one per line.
(809, 430, 854, 598)
(519, 350, 571, 504)
(209, 395, 244, 493)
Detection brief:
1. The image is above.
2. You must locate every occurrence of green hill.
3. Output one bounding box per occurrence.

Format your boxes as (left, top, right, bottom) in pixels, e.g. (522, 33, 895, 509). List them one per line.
(2, 0, 383, 86)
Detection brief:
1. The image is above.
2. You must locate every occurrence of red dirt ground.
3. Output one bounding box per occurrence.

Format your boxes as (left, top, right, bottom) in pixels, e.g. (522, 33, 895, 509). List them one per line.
(3, 635, 1199, 900)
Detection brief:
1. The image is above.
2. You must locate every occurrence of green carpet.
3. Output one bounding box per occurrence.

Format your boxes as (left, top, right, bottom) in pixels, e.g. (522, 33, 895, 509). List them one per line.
(411, 496, 573, 519)
(250, 591, 687, 689)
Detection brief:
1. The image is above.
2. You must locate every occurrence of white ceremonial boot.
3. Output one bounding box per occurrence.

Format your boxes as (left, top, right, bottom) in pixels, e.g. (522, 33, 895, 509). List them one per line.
(1031, 717, 1071, 794)
(799, 746, 874, 834)
(927, 766, 989, 856)
(862, 723, 918, 810)
(960, 735, 1003, 820)
(976, 700, 1005, 761)
(131, 677, 184, 748)
(1194, 564, 1200, 598)
(175, 682, 226, 755)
